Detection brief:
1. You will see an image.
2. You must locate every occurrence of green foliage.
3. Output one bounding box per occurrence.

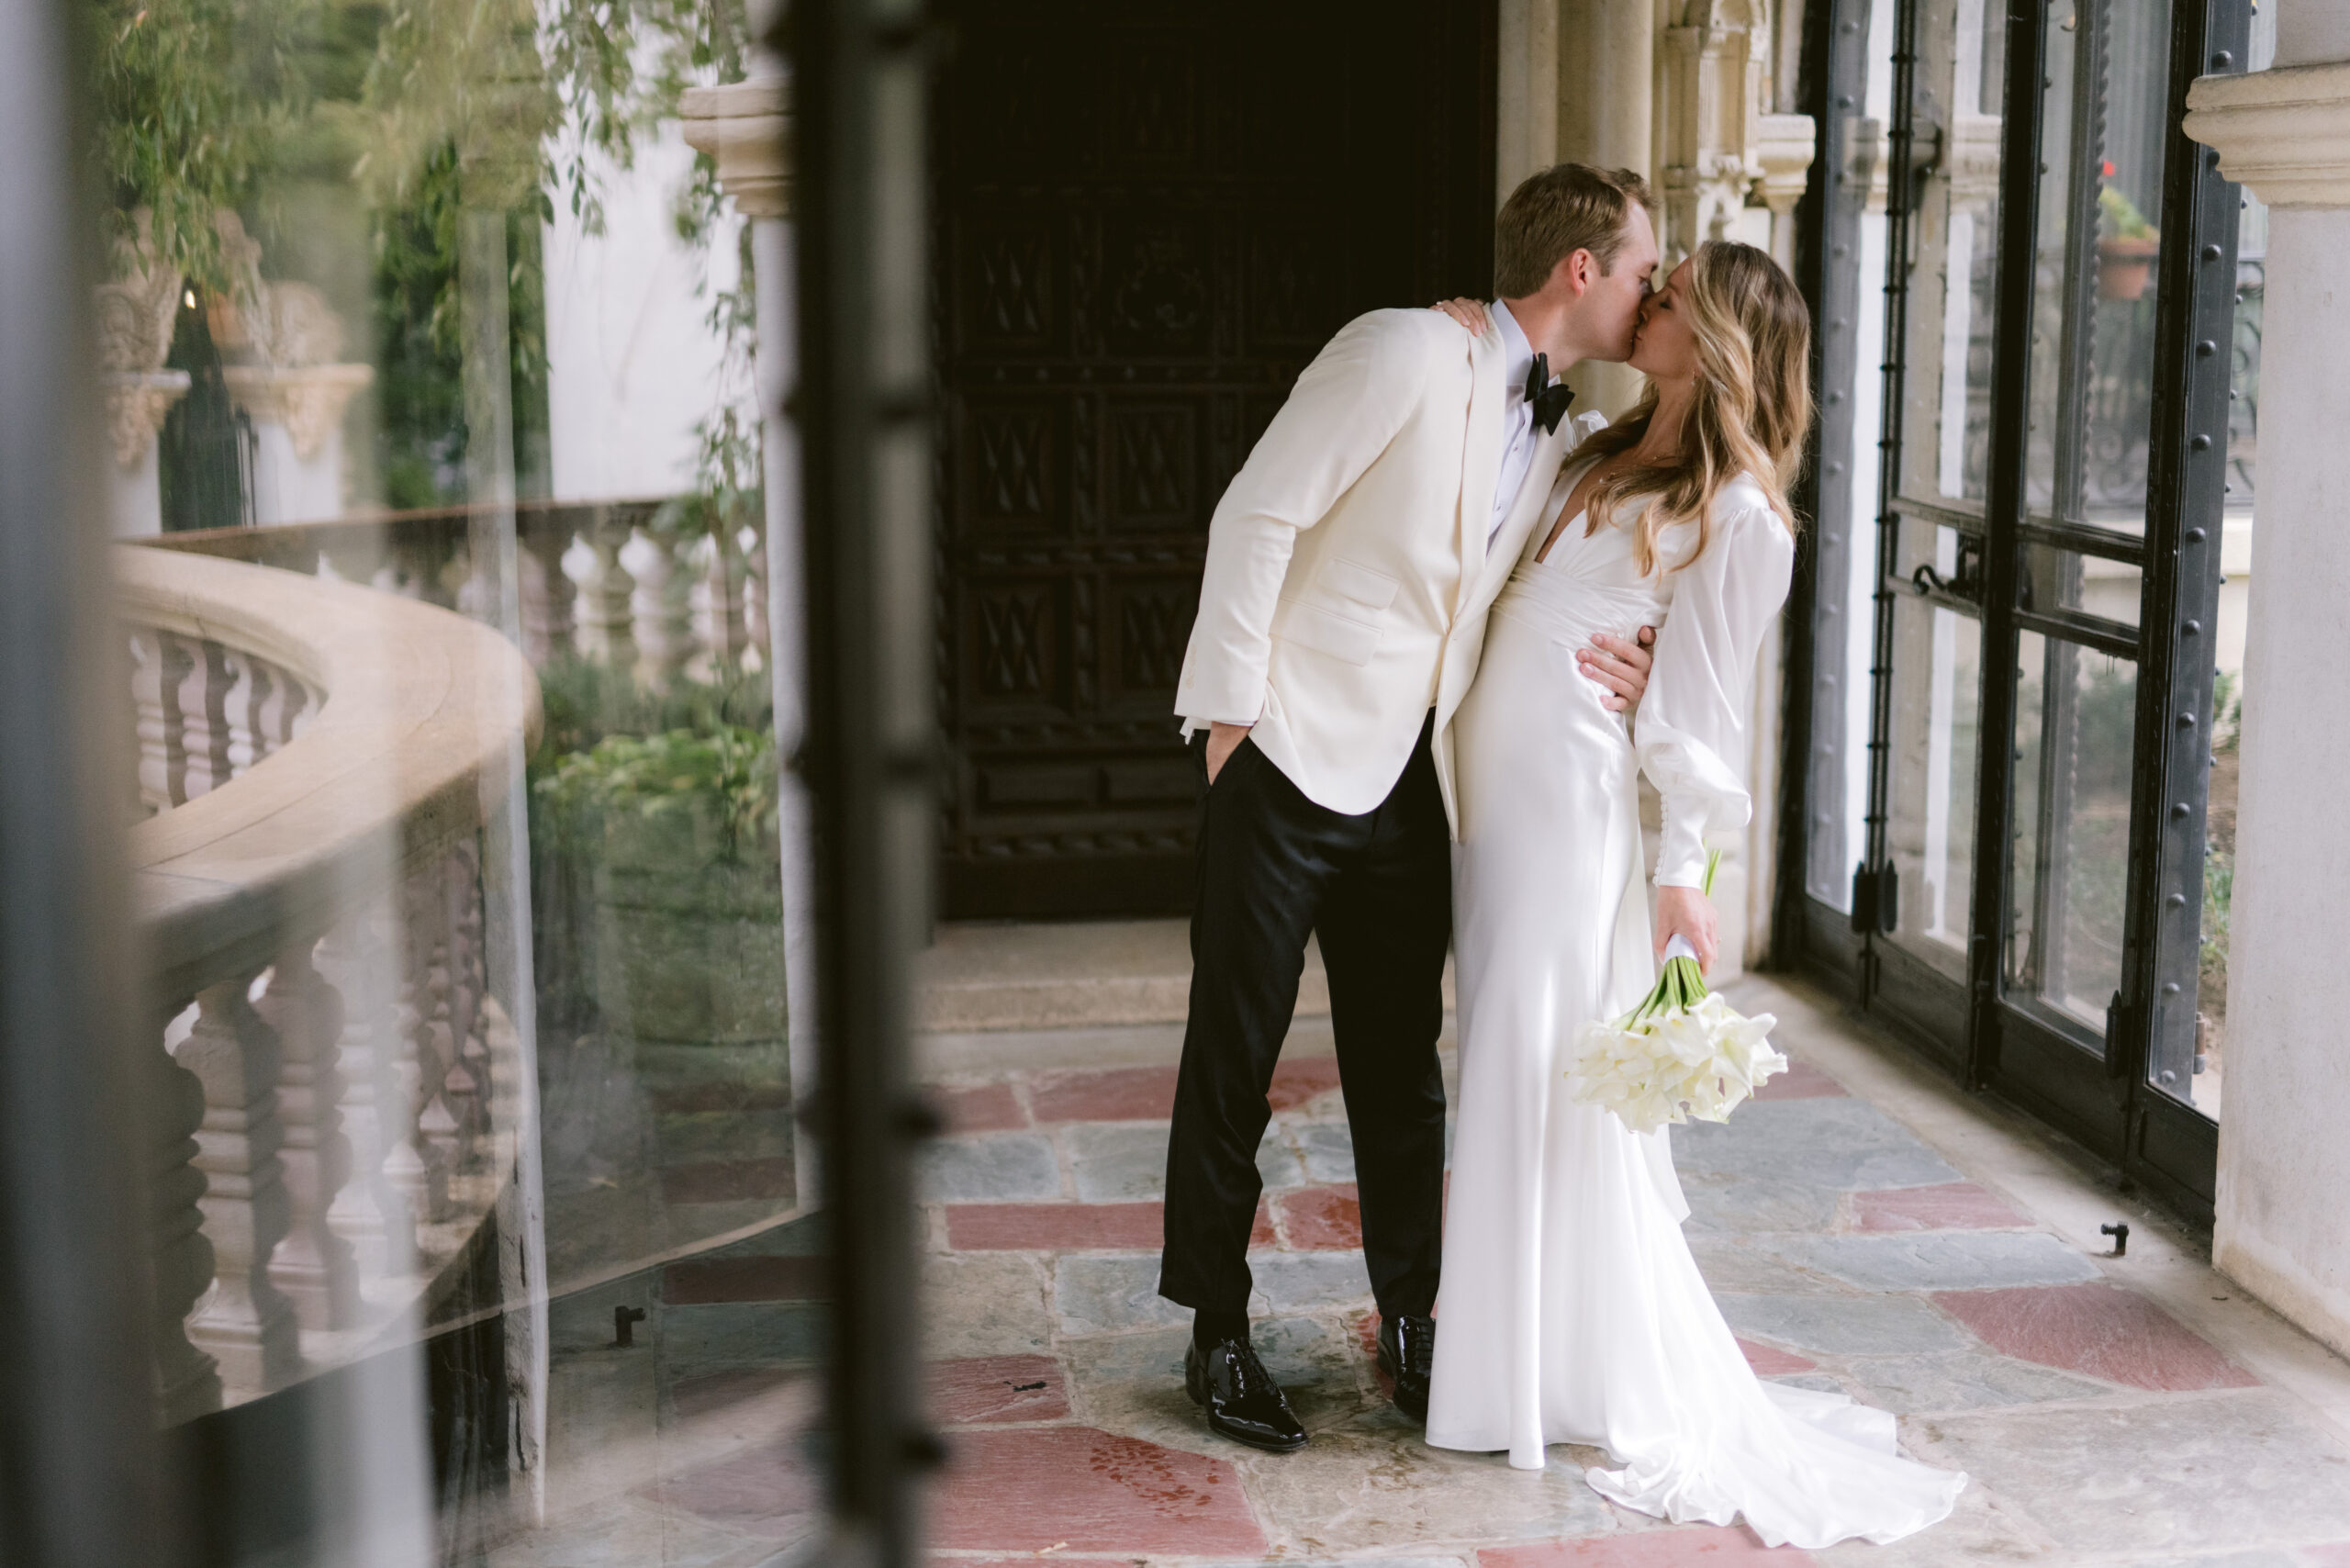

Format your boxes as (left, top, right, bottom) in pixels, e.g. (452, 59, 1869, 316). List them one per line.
(538, 725, 778, 860)
(2098, 185, 2159, 242)
(88, 0, 317, 287)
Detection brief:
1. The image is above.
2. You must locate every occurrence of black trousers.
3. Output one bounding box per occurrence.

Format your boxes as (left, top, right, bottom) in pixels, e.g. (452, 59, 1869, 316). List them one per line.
(1158, 713, 1452, 1320)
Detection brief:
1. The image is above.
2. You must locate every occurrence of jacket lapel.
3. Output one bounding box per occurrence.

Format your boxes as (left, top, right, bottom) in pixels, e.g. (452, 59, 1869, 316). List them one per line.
(1454, 319, 1506, 613)
(1463, 414, 1574, 617)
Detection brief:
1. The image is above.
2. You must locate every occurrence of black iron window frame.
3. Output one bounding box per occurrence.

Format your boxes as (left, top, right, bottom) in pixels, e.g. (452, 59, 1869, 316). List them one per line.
(1777, 0, 2253, 1226)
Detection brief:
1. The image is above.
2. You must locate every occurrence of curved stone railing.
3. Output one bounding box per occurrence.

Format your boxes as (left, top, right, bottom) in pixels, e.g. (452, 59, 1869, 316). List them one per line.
(118, 545, 543, 1419)
(142, 496, 773, 684)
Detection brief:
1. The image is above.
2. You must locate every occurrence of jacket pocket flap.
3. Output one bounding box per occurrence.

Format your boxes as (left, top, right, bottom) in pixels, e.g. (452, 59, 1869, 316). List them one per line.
(1272, 599, 1379, 667)
(1319, 557, 1400, 610)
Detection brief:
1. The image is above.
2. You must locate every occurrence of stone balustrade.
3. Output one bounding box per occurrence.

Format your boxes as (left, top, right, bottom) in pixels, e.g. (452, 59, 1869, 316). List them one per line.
(141, 497, 774, 685)
(118, 544, 542, 1418)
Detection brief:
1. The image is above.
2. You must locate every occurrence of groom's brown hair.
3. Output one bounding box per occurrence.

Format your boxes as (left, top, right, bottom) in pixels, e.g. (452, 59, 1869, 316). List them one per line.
(1493, 163, 1655, 298)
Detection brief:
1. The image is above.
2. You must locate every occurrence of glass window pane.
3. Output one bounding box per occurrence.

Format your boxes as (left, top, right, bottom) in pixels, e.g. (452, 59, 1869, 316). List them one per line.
(2022, 0, 2174, 534)
(1886, 587, 1982, 980)
(2008, 631, 2139, 1036)
(2020, 543, 2142, 628)
(1897, 0, 2003, 511)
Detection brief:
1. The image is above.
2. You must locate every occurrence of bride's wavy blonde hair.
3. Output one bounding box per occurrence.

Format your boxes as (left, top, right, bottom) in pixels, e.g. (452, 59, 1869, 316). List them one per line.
(1574, 239, 1813, 576)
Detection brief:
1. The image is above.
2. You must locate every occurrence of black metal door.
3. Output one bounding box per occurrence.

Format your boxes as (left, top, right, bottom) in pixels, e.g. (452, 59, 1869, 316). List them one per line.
(931, 0, 1496, 918)
(1783, 0, 2251, 1224)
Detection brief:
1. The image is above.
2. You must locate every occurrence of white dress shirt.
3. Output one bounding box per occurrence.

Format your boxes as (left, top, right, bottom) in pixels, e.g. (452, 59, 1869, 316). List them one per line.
(1489, 299, 1545, 546)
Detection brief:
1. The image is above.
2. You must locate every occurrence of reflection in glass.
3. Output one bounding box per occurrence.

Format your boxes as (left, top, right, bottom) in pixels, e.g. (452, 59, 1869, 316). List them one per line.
(2020, 543, 2142, 629)
(2009, 632, 2138, 1036)
(91, 0, 820, 1555)
(2021, 0, 2175, 532)
(1886, 554, 1982, 980)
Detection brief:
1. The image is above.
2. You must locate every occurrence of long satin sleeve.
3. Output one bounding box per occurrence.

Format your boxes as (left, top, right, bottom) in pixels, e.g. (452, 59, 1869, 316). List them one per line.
(1633, 498, 1796, 890)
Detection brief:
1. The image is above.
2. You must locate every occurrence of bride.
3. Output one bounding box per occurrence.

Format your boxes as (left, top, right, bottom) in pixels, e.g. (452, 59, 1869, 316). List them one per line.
(1425, 241, 1966, 1549)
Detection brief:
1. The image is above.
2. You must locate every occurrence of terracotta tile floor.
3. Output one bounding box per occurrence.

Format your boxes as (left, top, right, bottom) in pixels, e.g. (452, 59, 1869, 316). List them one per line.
(487, 975, 2350, 1567)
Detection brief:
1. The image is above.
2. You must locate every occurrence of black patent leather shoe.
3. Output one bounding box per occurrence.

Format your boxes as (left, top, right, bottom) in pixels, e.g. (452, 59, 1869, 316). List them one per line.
(1377, 1314, 1435, 1425)
(1184, 1335, 1308, 1453)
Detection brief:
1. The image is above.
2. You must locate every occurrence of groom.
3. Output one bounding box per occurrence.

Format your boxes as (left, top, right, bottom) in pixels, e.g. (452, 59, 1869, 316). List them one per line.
(1159, 163, 1665, 1452)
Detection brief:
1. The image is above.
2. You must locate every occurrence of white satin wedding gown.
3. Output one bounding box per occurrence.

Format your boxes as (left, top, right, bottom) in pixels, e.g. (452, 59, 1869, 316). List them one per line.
(1426, 464, 1967, 1550)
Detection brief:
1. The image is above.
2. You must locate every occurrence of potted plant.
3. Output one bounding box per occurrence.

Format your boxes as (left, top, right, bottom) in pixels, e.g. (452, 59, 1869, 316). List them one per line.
(2098, 185, 2160, 302)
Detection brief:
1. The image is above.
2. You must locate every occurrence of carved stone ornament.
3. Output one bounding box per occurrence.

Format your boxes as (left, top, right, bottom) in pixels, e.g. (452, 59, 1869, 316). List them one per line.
(221, 364, 375, 461)
(680, 74, 793, 220)
(1753, 112, 1818, 215)
(2185, 61, 2350, 210)
(96, 212, 185, 375)
(103, 372, 194, 469)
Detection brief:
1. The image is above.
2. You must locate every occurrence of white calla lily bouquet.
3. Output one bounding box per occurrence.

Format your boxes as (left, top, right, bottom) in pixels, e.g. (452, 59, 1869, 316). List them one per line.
(1569, 851, 1788, 1135)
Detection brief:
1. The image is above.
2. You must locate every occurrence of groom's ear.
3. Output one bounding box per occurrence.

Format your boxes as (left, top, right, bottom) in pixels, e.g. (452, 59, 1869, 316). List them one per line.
(1550, 247, 1599, 300)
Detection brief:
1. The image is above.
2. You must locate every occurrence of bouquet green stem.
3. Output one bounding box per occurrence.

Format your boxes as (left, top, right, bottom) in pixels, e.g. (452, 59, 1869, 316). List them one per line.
(1617, 848, 1721, 1030)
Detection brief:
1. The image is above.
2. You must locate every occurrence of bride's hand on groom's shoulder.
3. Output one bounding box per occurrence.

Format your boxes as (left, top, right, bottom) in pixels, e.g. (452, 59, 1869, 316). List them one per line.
(1655, 884, 1719, 974)
(1429, 297, 1489, 334)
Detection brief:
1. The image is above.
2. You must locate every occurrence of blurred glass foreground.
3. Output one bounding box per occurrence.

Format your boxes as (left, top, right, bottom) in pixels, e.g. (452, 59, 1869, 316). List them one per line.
(0, 0, 927, 1562)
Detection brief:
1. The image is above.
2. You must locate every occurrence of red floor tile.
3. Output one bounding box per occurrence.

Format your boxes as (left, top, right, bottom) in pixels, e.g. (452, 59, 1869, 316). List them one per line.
(664, 1254, 827, 1305)
(1932, 1281, 2261, 1392)
(930, 1427, 1266, 1555)
(947, 1200, 1270, 1251)
(1278, 1183, 1362, 1249)
(661, 1156, 795, 1204)
(937, 1082, 1028, 1133)
(1852, 1182, 2030, 1232)
(1738, 1338, 1818, 1375)
(929, 1353, 1070, 1424)
(1030, 1065, 1181, 1123)
(1481, 1526, 1812, 1564)
(1267, 1055, 1345, 1109)
(1750, 1058, 1847, 1101)
(949, 1202, 1166, 1251)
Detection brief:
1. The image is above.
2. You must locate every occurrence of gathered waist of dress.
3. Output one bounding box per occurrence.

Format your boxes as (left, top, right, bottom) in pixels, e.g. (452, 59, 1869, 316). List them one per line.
(1491, 568, 1668, 651)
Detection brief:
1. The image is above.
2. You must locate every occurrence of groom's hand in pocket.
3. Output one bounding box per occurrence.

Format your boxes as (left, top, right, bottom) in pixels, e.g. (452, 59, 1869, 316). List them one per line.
(1578, 626, 1657, 711)
(1204, 721, 1251, 785)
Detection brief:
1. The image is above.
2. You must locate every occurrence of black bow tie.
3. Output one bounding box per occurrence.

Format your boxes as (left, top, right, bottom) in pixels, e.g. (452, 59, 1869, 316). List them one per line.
(1524, 353, 1575, 435)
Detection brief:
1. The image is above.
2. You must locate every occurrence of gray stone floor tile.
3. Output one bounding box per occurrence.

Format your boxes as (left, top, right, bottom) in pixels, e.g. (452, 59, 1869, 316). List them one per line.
(2115, 1552, 2306, 1568)
(915, 1131, 1064, 1203)
(1718, 1292, 1971, 1354)
(1761, 1231, 2103, 1292)
(1688, 1235, 1852, 1294)
(922, 1251, 1051, 1359)
(1237, 1410, 1616, 1555)
(707, 1211, 828, 1258)
(1672, 1098, 1964, 1191)
(1053, 1252, 1190, 1336)
(1770, 1372, 1851, 1395)
(1293, 1120, 1359, 1183)
(1837, 1350, 2112, 1413)
(656, 1108, 796, 1164)
(1677, 1170, 1846, 1234)
(1065, 1120, 1305, 1201)
(1904, 1390, 2350, 1555)
(1250, 1250, 1376, 1314)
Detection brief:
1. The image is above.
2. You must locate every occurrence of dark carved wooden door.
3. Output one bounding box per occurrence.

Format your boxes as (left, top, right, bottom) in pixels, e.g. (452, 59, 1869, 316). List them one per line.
(933, 0, 1497, 918)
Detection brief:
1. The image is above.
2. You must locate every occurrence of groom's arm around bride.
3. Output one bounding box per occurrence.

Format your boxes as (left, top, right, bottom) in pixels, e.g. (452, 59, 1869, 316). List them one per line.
(1158, 163, 1662, 1455)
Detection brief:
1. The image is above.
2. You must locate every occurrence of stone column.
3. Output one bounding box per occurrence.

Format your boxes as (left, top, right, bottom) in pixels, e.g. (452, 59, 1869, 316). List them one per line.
(221, 363, 373, 524)
(684, 64, 822, 1205)
(2184, 28, 2350, 1358)
(95, 240, 191, 537)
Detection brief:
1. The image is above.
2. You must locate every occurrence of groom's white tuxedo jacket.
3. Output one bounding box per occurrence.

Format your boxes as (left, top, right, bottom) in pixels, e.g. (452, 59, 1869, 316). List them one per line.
(1174, 307, 1587, 832)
